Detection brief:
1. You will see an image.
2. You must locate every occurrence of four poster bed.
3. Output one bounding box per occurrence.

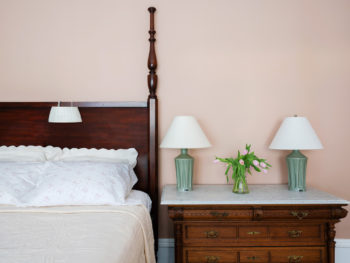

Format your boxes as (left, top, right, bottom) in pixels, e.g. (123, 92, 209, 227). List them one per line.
(0, 7, 158, 263)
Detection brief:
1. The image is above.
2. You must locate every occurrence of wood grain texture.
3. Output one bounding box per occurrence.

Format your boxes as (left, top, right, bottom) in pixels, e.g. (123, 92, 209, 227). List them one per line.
(168, 204, 347, 263)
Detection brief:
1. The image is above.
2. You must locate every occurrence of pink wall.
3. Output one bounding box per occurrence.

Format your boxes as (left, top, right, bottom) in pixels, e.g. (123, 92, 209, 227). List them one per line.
(0, 0, 349, 238)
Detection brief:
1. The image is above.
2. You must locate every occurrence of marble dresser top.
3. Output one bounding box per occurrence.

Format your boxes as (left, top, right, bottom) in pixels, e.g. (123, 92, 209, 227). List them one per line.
(161, 184, 349, 205)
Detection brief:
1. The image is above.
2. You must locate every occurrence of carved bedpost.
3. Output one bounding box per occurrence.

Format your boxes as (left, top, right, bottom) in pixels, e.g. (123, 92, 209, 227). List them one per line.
(147, 6, 159, 258)
(148, 7, 157, 99)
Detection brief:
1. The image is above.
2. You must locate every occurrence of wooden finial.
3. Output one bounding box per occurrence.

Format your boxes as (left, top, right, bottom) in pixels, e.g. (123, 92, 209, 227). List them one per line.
(148, 7, 156, 14)
(148, 7, 157, 99)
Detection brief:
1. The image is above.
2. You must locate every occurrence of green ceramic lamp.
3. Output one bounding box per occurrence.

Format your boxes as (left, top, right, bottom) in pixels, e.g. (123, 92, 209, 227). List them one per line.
(160, 116, 211, 191)
(269, 116, 323, 192)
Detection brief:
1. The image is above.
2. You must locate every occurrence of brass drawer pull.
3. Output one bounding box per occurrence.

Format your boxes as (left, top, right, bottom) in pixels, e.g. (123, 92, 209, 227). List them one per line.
(206, 256, 219, 263)
(288, 230, 302, 238)
(210, 211, 228, 218)
(290, 211, 309, 220)
(247, 256, 259, 260)
(247, 231, 261, 235)
(288, 255, 303, 263)
(205, 230, 219, 238)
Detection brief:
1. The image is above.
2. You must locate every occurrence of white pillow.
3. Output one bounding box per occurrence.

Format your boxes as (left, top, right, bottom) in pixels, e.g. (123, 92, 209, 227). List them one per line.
(125, 190, 152, 212)
(42, 146, 63, 160)
(52, 147, 138, 168)
(0, 145, 62, 162)
(0, 146, 46, 162)
(22, 161, 138, 207)
(0, 191, 19, 206)
(0, 146, 138, 168)
(0, 162, 48, 205)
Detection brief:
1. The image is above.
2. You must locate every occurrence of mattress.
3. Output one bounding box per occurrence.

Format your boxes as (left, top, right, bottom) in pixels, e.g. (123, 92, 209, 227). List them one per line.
(0, 204, 155, 263)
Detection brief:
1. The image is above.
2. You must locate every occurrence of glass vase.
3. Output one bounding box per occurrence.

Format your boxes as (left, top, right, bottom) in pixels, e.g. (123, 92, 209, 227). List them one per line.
(232, 175, 249, 194)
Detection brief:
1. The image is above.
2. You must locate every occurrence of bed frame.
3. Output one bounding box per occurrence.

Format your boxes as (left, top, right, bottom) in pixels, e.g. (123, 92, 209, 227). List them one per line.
(0, 6, 159, 251)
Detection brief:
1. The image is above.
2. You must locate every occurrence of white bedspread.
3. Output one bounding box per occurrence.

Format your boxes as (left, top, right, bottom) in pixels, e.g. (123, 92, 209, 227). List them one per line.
(0, 205, 155, 263)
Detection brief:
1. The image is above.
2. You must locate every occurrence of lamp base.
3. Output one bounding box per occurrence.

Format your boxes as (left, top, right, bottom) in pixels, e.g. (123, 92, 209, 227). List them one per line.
(175, 149, 194, 191)
(286, 150, 308, 192)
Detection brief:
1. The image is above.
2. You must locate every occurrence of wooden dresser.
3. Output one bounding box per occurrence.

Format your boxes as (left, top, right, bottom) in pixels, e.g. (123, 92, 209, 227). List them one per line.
(161, 185, 348, 263)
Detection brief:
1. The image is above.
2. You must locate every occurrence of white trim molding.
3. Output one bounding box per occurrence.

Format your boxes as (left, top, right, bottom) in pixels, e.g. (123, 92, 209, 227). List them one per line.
(158, 238, 350, 263)
(158, 239, 175, 263)
(159, 238, 175, 248)
(335, 239, 350, 263)
(335, 238, 350, 248)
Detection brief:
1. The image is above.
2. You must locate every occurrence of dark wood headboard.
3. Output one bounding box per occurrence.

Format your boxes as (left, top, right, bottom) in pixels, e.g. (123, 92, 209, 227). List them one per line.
(0, 6, 158, 246)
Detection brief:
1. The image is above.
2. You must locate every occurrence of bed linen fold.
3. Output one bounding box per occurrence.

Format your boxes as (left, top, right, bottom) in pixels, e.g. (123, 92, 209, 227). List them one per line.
(0, 205, 155, 263)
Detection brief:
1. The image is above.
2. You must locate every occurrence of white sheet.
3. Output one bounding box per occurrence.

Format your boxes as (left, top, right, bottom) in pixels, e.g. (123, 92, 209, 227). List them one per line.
(0, 204, 155, 263)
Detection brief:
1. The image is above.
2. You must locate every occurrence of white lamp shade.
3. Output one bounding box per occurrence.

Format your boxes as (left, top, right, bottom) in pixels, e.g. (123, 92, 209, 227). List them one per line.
(160, 116, 211, 149)
(48, 106, 82, 123)
(269, 116, 323, 150)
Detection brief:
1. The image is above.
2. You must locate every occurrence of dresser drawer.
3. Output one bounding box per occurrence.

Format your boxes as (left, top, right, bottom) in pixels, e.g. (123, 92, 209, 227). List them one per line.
(239, 226, 268, 239)
(239, 251, 269, 263)
(262, 208, 331, 221)
(184, 224, 237, 242)
(181, 209, 252, 220)
(270, 247, 326, 263)
(184, 247, 326, 263)
(184, 249, 237, 263)
(270, 224, 324, 242)
(183, 222, 325, 246)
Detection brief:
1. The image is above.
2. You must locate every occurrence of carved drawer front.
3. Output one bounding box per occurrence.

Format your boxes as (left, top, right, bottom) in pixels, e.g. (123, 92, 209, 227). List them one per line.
(238, 226, 268, 239)
(182, 209, 252, 220)
(270, 248, 326, 263)
(262, 208, 331, 221)
(185, 249, 237, 263)
(269, 224, 324, 242)
(239, 251, 269, 263)
(184, 224, 237, 243)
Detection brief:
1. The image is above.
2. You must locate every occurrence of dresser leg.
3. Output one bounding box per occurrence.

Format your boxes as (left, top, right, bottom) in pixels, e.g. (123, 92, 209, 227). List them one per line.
(327, 222, 336, 263)
(174, 222, 183, 263)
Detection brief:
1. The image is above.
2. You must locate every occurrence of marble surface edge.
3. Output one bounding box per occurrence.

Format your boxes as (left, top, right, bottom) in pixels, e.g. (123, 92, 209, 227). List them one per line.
(161, 184, 349, 205)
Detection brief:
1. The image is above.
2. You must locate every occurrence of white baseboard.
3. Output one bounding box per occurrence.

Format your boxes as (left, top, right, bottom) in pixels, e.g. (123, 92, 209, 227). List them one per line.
(157, 238, 350, 263)
(335, 239, 350, 263)
(158, 238, 175, 263)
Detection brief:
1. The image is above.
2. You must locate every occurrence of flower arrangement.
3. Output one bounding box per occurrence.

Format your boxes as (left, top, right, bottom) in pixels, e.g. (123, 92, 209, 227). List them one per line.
(214, 144, 271, 193)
